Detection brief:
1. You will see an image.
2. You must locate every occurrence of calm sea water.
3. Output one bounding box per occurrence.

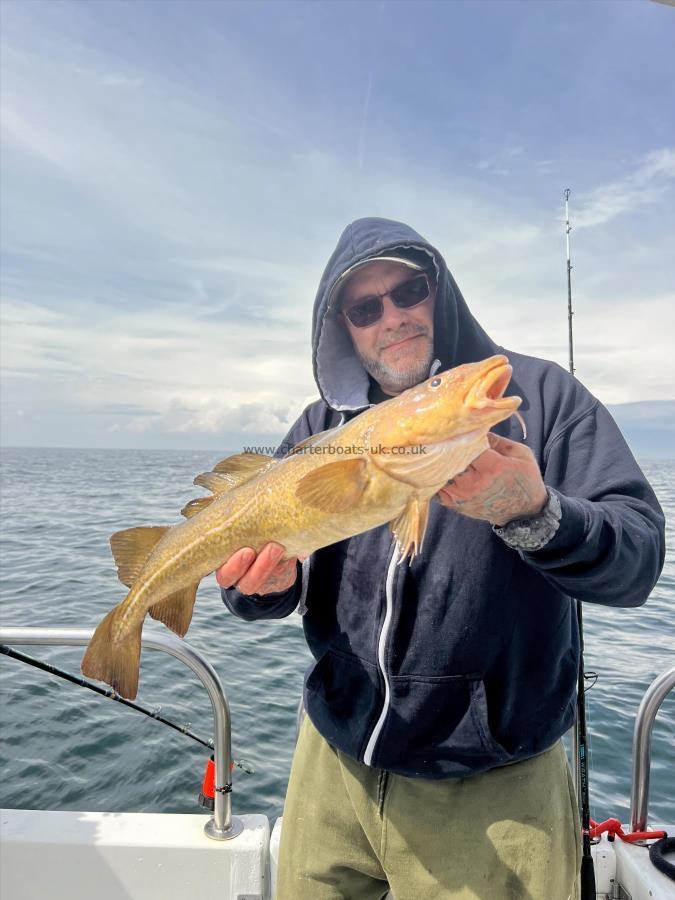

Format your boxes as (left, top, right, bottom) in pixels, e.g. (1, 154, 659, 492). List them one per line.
(0, 448, 673, 825)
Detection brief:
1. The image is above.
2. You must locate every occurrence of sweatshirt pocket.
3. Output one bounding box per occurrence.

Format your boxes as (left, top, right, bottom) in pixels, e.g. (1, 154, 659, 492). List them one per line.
(304, 648, 381, 753)
(380, 673, 510, 777)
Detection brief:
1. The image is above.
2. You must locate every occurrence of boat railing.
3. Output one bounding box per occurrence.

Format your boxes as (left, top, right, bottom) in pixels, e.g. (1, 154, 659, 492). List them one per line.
(4, 631, 672, 841)
(630, 665, 675, 833)
(0, 626, 244, 841)
(296, 696, 306, 741)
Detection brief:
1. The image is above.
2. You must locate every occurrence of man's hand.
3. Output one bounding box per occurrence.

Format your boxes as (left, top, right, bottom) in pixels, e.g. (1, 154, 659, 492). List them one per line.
(216, 542, 299, 596)
(437, 433, 548, 526)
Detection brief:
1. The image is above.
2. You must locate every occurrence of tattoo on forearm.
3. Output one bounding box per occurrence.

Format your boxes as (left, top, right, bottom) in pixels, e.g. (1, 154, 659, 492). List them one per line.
(450, 473, 543, 524)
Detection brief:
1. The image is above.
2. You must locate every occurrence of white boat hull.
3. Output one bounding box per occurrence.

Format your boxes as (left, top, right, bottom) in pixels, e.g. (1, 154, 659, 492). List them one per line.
(3, 809, 674, 899)
(0, 809, 270, 900)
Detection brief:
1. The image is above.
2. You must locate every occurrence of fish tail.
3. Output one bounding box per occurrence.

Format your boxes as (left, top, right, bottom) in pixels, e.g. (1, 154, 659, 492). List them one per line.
(81, 602, 143, 700)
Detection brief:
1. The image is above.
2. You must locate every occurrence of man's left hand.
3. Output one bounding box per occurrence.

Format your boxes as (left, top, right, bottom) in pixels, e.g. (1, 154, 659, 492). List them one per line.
(437, 433, 548, 526)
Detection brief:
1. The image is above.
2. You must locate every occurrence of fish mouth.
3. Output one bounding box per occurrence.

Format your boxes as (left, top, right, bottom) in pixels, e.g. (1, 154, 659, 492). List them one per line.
(466, 359, 520, 411)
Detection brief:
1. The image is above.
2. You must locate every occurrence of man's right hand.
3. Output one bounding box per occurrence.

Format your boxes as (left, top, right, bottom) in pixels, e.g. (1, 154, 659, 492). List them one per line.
(215, 542, 299, 596)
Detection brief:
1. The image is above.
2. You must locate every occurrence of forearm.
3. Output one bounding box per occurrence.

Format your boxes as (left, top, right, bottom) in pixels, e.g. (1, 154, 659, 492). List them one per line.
(521, 490, 665, 607)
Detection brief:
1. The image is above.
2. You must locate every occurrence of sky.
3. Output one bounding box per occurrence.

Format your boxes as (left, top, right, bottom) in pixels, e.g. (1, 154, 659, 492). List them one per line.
(1, 0, 674, 451)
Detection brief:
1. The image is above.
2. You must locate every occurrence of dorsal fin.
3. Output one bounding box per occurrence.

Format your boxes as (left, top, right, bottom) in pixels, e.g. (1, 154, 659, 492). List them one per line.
(180, 468, 247, 519)
(211, 452, 277, 487)
(287, 428, 337, 456)
(193, 471, 235, 494)
(181, 456, 276, 519)
(109, 526, 170, 588)
(181, 496, 216, 519)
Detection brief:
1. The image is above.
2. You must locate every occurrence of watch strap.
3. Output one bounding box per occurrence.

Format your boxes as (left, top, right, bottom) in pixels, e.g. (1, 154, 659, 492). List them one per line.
(492, 487, 562, 551)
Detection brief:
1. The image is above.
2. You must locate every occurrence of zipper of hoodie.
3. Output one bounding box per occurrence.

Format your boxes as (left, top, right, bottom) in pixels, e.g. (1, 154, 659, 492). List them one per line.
(362, 540, 399, 767)
(341, 364, 441, 765)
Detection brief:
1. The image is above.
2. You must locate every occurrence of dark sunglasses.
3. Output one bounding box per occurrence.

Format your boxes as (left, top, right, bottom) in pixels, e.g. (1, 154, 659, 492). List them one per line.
(341, 273, 431, 328)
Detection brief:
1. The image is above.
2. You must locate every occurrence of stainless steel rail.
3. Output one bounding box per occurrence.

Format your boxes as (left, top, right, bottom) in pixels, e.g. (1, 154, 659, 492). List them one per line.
(296, 697, 307, 743)
(0, 626, 244, 842)
(630, 665, 675, 833)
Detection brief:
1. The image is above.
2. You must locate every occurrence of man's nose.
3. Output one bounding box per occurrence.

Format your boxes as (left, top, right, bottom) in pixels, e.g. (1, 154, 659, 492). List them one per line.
(379, 295, 410, 329)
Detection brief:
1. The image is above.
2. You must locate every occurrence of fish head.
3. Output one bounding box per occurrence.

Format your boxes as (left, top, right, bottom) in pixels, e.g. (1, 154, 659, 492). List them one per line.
(368, 354, 522, 454)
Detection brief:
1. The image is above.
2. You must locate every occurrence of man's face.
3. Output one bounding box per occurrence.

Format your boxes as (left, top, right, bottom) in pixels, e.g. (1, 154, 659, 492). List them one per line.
(338, 260, 436, 395)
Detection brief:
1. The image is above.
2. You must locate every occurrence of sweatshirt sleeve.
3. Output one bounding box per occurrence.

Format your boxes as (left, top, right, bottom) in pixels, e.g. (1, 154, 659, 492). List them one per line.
(220, 405, 315, 621)
(221, 561, 303, 621)
(521, 401, 665, 608)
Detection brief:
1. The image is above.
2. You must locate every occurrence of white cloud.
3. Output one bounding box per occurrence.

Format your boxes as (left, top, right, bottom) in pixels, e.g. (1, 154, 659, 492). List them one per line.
(474, 146, 525, 177)
(575, 149, 675, 230)
(98, 74, 143, 88)
(1, 7, 673, 448)
(499, 293, 675, 404)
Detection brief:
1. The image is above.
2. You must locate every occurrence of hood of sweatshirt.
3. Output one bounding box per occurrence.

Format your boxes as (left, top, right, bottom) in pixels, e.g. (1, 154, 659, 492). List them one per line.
(312, 217, 501, 412)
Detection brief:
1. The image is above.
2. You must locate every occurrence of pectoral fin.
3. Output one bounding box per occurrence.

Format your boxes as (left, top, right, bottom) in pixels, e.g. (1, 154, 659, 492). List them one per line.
(149, 583, 199, 637)
(110, 526, 170, 588)
(296, 459, 368, 513)
(390, 495, 430, 561)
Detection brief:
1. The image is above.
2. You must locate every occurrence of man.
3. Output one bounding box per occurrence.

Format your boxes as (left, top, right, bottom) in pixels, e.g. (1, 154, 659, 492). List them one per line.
(217, 218, 665, 899)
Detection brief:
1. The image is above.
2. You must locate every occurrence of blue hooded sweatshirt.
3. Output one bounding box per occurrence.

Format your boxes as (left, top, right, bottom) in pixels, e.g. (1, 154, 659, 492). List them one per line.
(222, 217, 665, 779)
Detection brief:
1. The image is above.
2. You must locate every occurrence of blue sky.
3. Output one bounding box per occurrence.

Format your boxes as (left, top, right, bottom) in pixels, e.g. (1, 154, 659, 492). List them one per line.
(1, 0, 673, 450)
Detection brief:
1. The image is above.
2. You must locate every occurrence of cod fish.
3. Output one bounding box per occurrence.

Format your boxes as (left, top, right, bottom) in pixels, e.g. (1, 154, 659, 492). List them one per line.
(82, 355, 522, 699)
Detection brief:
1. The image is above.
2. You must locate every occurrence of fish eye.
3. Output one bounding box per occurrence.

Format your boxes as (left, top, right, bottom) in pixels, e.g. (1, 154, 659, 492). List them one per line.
(430, 377, 442, 388)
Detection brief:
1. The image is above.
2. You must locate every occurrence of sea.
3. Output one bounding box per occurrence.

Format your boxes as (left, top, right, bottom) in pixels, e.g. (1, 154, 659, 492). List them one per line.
(0, 447, 673, 826)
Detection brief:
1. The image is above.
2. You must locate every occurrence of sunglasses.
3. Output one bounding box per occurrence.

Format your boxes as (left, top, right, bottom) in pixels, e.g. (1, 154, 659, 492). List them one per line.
(341, 273, 431, 328)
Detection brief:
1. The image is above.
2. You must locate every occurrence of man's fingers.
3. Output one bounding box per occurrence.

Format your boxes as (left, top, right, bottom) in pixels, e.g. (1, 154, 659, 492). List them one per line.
(456, 463, 477, 477)
(236, 541, 287, 595)
(437, 486, 457, 507)
(487, 432, 532, 460)
(215, 546, 256, 588)
(487, 431, 528, 454)
(445, 435, 526, 485)
(216, 542, 298, 595)
(468, 449, 504, 473)
(487, 432, 515, 451)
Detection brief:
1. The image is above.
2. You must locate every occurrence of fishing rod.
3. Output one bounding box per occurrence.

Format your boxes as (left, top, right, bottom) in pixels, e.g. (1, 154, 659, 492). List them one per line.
(565, 188, 596, 900)
(1, 643, 214, 748)
(1, 641, 255, 812)
(1, 643, 254, 773)
(565, 189, 575, 376)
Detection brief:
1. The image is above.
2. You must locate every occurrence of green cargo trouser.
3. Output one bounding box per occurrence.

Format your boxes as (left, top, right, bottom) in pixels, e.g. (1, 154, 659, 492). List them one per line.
(277, 716, 581, 900)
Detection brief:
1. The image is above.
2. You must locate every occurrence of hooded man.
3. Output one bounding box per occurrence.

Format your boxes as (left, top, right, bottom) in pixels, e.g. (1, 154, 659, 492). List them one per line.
(217, 218, 665, 900)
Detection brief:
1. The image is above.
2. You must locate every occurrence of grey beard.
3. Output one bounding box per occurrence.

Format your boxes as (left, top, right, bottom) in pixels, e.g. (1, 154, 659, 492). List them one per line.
(356, 338, 435, 394)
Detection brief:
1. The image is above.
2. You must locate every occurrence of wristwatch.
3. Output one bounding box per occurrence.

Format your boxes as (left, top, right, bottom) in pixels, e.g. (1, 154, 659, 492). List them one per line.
(492, 487, 562, 551)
